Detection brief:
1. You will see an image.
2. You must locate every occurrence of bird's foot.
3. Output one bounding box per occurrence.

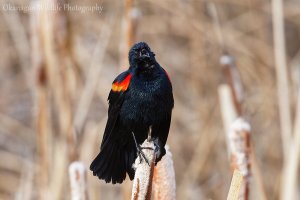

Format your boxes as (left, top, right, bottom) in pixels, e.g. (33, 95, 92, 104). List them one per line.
(131, 132, 153, 166)
(153, 144, 166, 165)
(136, 145, 153, 166)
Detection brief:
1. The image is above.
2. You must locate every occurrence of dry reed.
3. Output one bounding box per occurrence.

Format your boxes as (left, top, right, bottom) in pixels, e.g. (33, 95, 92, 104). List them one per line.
(31, 0, 50, 198)
(227, 170, 244, 200)
(281, 88, 300, 200)
(272, 0, 292, 161)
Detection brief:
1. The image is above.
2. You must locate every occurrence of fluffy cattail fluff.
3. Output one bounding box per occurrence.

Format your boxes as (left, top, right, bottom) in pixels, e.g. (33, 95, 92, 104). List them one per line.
(153, 145, 176, 200)
(69, 162, 89, 200)
(131, 140, 155, 200)
(228, 118, 251, 200)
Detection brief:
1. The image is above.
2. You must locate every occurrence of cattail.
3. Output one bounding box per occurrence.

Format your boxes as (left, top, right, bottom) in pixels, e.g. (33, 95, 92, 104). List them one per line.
(228, 118, 251, 200)
(219, 53, 267, 200)
(153, 145, 176, 200)
(131, 140, 155, 200)
(69, 161, 89, 200)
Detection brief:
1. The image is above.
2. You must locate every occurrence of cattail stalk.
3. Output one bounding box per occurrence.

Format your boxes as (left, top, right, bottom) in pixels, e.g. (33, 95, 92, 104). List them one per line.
(120, 0, 140, 69)
(272, 0, 292, 160)
(227, 170, 244, 200)
(281, 88, 300, 200)
(31, 0, 50, 198)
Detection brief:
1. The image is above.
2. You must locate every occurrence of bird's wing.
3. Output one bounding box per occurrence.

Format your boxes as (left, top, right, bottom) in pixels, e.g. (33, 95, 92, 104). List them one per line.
(100, 71, 132, 149)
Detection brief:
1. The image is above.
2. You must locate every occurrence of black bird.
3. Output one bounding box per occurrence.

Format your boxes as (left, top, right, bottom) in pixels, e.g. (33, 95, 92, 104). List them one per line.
(90, 42, 174, 184)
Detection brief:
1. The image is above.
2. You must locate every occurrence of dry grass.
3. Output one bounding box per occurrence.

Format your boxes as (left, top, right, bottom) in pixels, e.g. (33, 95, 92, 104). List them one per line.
(1, 0, 300, 199)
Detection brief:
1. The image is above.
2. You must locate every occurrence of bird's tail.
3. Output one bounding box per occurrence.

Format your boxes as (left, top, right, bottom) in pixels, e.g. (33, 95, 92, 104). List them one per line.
(90, 142, 136, 184)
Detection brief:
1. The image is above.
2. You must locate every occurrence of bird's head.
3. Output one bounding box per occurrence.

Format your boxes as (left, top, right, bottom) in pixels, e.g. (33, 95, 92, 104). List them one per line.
(128, 42, 156, 70)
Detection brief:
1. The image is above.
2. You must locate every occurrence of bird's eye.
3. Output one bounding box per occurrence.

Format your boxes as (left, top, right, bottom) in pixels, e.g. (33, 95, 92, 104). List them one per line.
(141, 48, 147, 55)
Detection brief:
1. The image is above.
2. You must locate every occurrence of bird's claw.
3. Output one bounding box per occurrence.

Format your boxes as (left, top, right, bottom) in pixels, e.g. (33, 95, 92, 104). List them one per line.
(136, 145, 151, 166)
(131, 132, 153, 166)
(153, 144, 166, 165)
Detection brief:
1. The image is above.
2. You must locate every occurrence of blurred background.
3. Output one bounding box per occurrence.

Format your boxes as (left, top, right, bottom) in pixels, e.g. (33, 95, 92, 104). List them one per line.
(0, 0, 300, 199)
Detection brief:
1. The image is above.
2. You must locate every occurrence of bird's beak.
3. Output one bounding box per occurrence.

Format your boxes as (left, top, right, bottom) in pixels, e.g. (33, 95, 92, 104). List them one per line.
(140, 51, 150, 59)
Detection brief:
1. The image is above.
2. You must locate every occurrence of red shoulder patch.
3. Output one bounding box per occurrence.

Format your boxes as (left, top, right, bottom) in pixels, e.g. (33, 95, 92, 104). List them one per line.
(112, 74, 132, 92)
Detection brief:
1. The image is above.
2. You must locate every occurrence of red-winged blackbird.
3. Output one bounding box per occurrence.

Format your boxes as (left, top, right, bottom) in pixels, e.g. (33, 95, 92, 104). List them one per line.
(90, 42, 174, 184)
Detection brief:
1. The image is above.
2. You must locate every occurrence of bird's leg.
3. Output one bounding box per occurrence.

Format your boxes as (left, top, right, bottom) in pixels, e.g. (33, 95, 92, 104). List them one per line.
(152, 138, 166, 165)
(131, 132, 153, 166)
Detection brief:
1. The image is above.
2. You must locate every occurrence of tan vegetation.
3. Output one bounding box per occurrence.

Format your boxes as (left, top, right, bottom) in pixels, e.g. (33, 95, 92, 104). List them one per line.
(0, 0, 300, 199)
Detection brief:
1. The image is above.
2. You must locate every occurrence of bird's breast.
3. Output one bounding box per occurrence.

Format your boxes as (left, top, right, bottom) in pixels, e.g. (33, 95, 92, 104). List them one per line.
(119, 77, 173, 127)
